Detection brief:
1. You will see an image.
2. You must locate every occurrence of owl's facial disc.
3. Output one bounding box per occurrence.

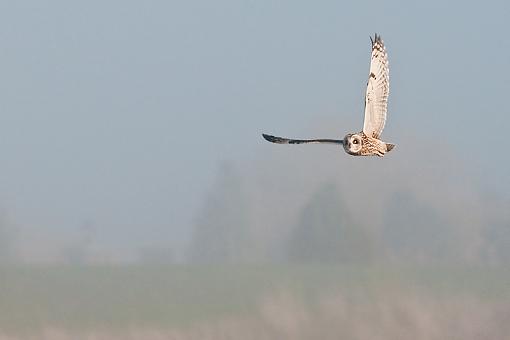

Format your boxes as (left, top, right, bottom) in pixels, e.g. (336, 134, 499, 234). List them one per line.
(343, 133, 362, 154)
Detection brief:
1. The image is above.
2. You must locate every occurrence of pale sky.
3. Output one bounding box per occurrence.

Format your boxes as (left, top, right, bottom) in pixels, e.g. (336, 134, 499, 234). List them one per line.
(0, 1, 508, 260)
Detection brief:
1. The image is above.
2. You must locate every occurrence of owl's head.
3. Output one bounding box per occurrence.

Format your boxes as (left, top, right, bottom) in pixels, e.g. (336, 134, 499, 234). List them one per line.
(343, 133, 363, 155)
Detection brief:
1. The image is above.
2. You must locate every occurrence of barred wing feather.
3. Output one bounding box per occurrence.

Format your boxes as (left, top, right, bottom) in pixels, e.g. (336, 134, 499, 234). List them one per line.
(363, 34, 389, 139)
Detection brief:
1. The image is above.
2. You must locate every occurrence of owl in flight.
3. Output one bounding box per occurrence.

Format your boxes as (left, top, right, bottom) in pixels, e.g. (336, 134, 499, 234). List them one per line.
(263, 34, 394, 157)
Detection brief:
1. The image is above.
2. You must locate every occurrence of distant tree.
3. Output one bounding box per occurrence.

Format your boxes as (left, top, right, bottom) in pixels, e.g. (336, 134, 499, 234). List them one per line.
(187, 161, 251, 263)
(0, 214, 15, 263)
(482, 219, 510, 265)
(287, 183, 374, 263)
(61, 244, 88, 265)
(382, 191, 455, 262)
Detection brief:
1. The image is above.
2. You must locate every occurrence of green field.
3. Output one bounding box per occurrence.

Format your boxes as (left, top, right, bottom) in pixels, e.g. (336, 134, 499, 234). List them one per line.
(0, 265, 508, 338)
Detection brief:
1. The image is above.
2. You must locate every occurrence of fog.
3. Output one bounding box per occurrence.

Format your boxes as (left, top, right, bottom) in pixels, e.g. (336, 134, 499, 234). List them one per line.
(0, 1, 508, 338)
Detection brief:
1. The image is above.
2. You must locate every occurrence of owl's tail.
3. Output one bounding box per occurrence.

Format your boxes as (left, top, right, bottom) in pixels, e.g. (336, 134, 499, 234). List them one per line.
(385, 143, 395, 152)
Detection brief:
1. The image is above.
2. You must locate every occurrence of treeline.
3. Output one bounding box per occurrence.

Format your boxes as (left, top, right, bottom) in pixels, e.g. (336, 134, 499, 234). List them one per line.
(187, 163, 510, 265)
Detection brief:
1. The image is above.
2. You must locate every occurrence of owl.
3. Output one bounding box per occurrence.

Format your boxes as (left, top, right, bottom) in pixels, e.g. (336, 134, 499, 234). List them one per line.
(263, 34, 394, 157)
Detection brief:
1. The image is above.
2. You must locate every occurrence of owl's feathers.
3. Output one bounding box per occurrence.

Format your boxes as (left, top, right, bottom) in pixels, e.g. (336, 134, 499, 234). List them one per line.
(262, 33, 394, 157)
(363, 34, 389, 139)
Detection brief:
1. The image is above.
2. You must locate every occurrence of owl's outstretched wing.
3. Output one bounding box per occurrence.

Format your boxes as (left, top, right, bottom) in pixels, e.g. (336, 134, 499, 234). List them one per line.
(262, 134, 343, 145)
(363, 34, 389, 139)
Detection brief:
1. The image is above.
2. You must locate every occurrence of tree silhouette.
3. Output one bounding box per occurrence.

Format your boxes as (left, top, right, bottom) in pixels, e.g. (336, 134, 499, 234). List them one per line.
(483, 218, 510, 265)
(188, 161, 251, 263)
(287, 183, 374, 263)
(0, 213, 15, 263)
(382, 191, 455, 262)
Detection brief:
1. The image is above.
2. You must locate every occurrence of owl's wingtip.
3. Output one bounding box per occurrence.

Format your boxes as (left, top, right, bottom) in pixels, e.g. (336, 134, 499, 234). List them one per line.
(386, 143, 395, 152)
(262, 133, 284, 144)
(262, 133, 274, 142)
(371, 33, 382, 47)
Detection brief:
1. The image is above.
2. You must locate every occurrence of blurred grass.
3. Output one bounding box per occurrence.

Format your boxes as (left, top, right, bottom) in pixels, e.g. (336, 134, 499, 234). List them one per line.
(0, 264, 508, 335)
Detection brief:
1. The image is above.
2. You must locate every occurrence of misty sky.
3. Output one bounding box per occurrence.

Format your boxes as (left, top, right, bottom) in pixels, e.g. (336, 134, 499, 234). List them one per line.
(0, 1, 508, 260)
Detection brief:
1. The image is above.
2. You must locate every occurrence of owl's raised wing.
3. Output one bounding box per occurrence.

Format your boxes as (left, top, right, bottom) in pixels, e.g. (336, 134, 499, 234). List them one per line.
(363, 34, 389, 139)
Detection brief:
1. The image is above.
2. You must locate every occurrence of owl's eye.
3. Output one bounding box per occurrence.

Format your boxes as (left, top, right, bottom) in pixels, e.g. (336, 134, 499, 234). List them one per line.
(353, 139, 358, 144)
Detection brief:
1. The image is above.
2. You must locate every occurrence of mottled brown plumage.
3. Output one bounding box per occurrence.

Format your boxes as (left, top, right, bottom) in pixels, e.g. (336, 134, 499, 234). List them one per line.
(343, 132, 394, 157)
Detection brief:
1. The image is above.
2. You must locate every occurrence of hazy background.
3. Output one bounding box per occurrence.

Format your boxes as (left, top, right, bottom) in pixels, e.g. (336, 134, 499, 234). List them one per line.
(0, 0, 508, 338)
